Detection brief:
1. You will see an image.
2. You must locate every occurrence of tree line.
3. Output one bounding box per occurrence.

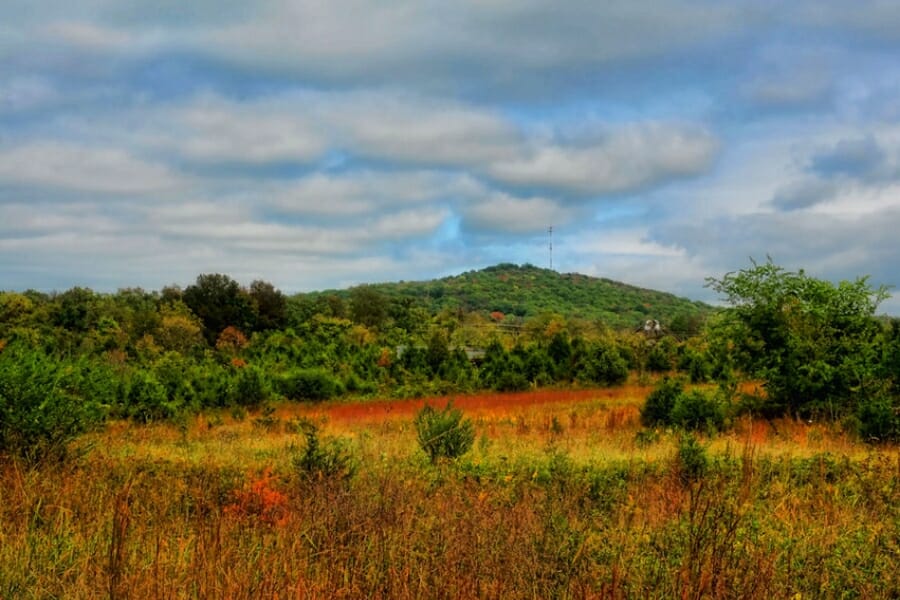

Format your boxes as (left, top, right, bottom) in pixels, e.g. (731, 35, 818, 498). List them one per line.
(1, 260, 900, 462)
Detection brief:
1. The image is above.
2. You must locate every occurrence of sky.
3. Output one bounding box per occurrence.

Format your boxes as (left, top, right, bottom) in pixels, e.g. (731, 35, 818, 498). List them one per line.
(3, 1, 900, 312)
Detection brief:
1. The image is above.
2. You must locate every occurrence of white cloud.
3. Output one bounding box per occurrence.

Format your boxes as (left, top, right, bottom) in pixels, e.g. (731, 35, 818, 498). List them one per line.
(327, 93, 521, 166)
(0, 141, 182, 194)
(488, 123, 719, 195)
(266, 171, 479, 217)
(172, 100, 328, 164)
(463, 193, 565, 234)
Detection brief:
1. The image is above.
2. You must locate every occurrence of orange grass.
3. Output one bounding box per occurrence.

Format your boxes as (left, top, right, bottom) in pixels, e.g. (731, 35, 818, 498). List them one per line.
(3, 386, 899, 598)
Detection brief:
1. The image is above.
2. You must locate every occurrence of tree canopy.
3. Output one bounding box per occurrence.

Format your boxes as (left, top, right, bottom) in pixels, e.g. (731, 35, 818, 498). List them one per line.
(707, 259, 891, 418)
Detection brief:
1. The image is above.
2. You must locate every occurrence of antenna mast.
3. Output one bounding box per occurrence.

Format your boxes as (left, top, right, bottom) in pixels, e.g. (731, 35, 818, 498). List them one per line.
(548, 225, 553, 270)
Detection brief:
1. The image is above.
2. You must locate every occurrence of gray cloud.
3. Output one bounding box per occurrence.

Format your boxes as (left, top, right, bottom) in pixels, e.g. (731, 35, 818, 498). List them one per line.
(4, 0, 900, 311)
(488, 123, 719, 196)
(0, 141, 183, 194)
(462, 193, 567, 234)
(771, 179, 841, 211)
(809, 135, 893, 180)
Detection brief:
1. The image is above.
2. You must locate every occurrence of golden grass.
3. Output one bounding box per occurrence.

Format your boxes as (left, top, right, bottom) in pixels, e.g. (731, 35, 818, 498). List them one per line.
(2, 386, 899, 598)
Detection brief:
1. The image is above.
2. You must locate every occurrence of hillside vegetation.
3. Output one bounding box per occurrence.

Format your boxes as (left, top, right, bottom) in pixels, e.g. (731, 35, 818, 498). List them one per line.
(301, 263, 711, 333)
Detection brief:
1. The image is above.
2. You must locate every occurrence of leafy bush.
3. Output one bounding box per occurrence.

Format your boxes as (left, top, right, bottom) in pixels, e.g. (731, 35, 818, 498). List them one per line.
(670, 389, 726, 433)
(855, 396, 899, 443)
(579, 344, 629, 386)
(414, 402, 475, 463)
(231, 365, 270, 407)
(126, 370, 180, 423)
(0, 346, 106, 463)
(640, 377, 683, 427)
(293, 420, 357, 481)
(676, 432, 708, 484)
(278, 368, 341, 401)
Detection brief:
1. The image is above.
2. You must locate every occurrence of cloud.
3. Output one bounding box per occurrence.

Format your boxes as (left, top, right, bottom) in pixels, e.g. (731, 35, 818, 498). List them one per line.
(172, 99, 328, 165)
(771, 178, 841, 211)
(770, 133, 900, 211)
(743, 70, 833, 110)
(809, 135, 893, 180)
(488, 123, 719, 195)
(201, 0, 752, 95)
(329, 93, 521, 166)
(265, 171, 479, 218)
(462, 193, 565, 234)
(5, 0, 900, 312)
(0, 141, 182, 194)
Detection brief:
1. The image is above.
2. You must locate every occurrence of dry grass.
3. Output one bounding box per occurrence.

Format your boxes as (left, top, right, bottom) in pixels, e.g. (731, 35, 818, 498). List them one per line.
(2, 386, 899, 598)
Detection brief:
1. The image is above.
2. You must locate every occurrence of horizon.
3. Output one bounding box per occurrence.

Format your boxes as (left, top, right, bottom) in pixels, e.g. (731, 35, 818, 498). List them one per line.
(3, 2, 900, 313)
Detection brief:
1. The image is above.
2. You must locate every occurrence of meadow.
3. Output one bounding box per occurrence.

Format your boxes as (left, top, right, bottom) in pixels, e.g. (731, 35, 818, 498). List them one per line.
(2, 385, 898, 599)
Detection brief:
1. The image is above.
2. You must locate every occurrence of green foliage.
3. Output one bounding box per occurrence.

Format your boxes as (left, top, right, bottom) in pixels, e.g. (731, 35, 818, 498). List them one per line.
(414, 402, 475, 463)
(231, 365, 271, 408)
(641, 378, 726, 433)
(183, 273, 256, 344)
(854, 396, 900, 443)
(670, 389, 726, 433)
(126, 370, 179, 423)
(676, 432, 708, 483)
(277, 368, 341, 401)
(0, 345, 106, 463)
(640, 377, 683, 427)
(292, 420, 357, 481)
(248, 280, 287, 331)
(348, 285, 389, 329)
(577, 342, 629, 385)
(478, 340, 529, 391)
(707, 259, 890, 418)
(304, 263, 710, 331)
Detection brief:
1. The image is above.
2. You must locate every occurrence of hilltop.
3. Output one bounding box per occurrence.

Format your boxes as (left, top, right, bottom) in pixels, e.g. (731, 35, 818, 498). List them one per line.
(301, 263, 712, 333)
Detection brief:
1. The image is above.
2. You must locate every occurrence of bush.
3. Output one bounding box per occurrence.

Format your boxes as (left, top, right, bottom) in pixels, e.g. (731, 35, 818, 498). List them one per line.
(293, 420, 357, 481)
(414, 402, 475, 463)
(278, 368, 341, 401)
(640, 377, 683, 427)
(676, 432, 708, 483)
(855, 396, 899, 443)
(232, 365, 270, 407)
(670, 389, 726, 433)
(126, 370, 179, 423)
(579, 344, 629, 386)
(0, 346, 106, 463)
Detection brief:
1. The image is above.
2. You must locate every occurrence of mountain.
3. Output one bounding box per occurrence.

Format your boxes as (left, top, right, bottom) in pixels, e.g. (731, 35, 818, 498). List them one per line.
(301, 263, 712, 333)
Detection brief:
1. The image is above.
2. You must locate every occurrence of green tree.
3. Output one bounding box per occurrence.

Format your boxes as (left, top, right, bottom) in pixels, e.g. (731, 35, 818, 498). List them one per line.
(183, 274, 256, 344)
(249, 279, 287, 331)
(349, 285, 388, 329)
(706, 259, 890, 418)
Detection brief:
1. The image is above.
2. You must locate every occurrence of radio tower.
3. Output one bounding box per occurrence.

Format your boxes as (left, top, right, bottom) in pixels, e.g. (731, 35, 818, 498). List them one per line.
(548, 225, 553, 270)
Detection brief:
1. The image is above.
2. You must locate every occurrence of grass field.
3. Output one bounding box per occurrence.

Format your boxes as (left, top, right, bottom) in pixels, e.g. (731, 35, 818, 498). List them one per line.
(2, 385, 898, 598)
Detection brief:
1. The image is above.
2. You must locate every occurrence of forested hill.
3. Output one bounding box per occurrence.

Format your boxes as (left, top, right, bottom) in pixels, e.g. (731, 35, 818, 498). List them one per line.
(302, 263, 712, 333)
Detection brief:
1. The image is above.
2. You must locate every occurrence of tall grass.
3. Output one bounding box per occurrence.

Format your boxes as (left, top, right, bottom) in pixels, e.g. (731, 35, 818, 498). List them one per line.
(1, 393, 898, 598)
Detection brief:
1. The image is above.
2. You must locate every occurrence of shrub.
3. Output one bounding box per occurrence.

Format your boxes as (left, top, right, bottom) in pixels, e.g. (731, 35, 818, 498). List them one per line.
(579, 344, 629, 386)
(855, 396, 899, 443)
(0, 346, 106, 463)
(126, 370, 179, 423)
(232, 365, 270, 407)
(414, 402, 475, 463)
(670, 389, 726, 433)
(278, 368, 341, 401)
(676, 432, 708, 484)
(293, 420, 356, 481)
(640, 377, 683, 427)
